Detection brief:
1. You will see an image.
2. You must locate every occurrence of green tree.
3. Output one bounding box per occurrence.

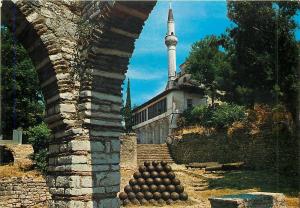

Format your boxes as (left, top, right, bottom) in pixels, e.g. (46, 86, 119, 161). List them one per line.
(224, 1, 300, 118)
(123, 78, 133, 132)
(185, 35, 231, 105)
(27, 122, 51, 173)
(1, 27, 45, 138)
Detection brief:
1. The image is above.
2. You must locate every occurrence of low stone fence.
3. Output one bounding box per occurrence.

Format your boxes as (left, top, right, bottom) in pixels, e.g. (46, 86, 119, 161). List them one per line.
(168, 130, 296, 171)
(120, 133, 137, 169)
(0, 177, 51, 208)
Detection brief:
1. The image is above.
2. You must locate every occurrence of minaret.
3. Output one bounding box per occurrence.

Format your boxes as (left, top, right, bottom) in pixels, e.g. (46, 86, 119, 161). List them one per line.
(165, 4, 178, 88)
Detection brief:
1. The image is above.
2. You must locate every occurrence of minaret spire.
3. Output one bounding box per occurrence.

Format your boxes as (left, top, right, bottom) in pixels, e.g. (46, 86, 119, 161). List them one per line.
(165, 3, 178, 88)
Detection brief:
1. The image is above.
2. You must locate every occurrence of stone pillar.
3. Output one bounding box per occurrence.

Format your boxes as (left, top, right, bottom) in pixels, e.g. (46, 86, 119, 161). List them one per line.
(120, 133, 137, 169)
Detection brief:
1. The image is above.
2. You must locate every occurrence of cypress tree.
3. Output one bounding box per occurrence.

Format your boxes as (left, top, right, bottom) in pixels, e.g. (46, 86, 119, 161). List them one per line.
(124, 79, 133, 132)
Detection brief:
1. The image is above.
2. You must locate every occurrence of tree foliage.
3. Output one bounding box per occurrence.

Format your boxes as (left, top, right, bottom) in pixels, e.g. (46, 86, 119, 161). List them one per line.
(185, 35, 231, 105)
(223, 1, 300, 116)
(185, 2, 299, 121)
(27, 122, 51, 173)
(1, 28, 50, 173)
(1, 27, 45, 138)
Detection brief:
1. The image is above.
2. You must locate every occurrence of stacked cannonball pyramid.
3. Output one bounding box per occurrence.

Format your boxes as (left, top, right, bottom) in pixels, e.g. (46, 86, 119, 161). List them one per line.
(119, 161, 188, 206)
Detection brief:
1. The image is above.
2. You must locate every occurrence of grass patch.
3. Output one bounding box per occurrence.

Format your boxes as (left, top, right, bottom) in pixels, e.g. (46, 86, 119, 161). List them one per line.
(0, 164, 43, 178)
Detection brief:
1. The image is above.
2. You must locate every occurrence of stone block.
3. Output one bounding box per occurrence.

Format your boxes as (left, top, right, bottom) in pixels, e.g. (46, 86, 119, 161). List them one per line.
(67, 200, 85, 208)
(56, 176, 69, 187)
(98, 198, 120, 208)
(96, 172, 120, 187)
(69, 140, 90, 151)
(92, 165, 110, 172)
(57, 155, 72, 165)
(111, 140, 120, 152)
(209, 192, 287, 208)
(91, 153, 119, 164)
(65, 188, 93, 195)
(81, 176, 93, 188)
(105, 185, 119, 193)
(71, 164, 92, 172)
(72, 155, 88, 164)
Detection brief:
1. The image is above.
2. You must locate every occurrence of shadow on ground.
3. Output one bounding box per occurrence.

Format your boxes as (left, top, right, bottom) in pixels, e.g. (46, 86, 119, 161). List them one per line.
(206, 170, 299, 197)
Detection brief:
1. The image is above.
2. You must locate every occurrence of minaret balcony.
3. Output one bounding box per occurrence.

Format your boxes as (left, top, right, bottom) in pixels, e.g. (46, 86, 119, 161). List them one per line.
(165, 35, 178, 46)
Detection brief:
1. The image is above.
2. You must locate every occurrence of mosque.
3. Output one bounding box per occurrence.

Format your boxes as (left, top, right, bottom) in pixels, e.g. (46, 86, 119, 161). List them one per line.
(132, 7, 207, 144)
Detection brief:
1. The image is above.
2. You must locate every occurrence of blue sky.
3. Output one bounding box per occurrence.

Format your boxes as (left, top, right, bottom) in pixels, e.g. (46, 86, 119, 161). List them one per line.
(123, 1, 300, 107)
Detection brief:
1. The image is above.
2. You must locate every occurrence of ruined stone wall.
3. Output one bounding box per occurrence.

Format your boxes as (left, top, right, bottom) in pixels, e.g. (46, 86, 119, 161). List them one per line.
(0, 177, 51, 208)
(120, 133, 137, 169)
(169, 130, 296, 171)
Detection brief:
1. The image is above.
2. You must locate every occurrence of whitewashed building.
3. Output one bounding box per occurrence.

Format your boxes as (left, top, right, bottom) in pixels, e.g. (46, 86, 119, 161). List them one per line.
(132, 7, 207, 144)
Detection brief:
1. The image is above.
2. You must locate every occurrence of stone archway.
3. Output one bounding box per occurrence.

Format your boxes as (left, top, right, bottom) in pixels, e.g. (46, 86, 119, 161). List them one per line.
(2, 1, 156, 207)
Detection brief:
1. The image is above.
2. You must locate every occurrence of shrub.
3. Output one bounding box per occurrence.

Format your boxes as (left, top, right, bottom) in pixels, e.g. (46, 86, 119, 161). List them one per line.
(191, 105, 214, 127)
(178, 103, 246, 129)
(211, 104, 246, 128)
(26, 122, 51, 173)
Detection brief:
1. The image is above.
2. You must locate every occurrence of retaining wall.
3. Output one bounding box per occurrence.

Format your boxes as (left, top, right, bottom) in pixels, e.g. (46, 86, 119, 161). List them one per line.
(0, 177, 51, 208)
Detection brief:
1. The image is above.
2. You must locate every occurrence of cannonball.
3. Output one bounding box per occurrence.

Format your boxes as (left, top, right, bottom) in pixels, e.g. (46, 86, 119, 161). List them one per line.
(166, 199, 174, 205)
(156, 165, 164, 172)
(140, 184, 149, 192)
(167, 172, 176, 179)
(146, 178, 154, 185)
(137, 178, 145, 185)
(124, 185, 132, 194)
(157, 184, 166, 192)
(142, 171, 151, 179)
(170, 192, 180, 201)
(131, 198, 140, 205)
(176, 185, 184, 193)
(149, 199, 158, 205)
(132, 185, 141, 193)
(164, 165, 172, 172)
(153, 191, 161, 200)
(144, 161, 151, 167)
(139, 165, 147, 173)
(163, 178, 171, 186)
(144, 191, 153, 200)
(147, 165, 155, 172)
(167, 185, 176, 192)
(158, 198, 166, 205)
(172, 178, 181, 186)
(133, 171, 142, 179)
(136, 192, 144, 200)
(161, 161, 168, 166)
(161, 191, 170, 201)
(129, 178, 137, 186)
(119, 192, 127, 200)
(149, 184, 158, 192)
(127, 192, 136, 200)
(159, 171, 168, 178)
(139, 198, 149, 205)
(150, 171, 159, 178)
(154, 177, 163, 185)
(152, 161, 159, 167)
(123, 199, 131, 206)
(179, 192, 188, 201)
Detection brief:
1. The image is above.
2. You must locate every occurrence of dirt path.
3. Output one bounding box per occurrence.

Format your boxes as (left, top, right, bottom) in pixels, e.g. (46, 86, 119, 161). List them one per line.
(120, 164, 299, 208)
